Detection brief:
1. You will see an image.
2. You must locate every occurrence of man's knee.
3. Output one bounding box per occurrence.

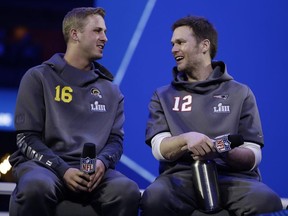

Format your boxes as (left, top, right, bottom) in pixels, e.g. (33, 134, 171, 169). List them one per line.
(17, 176, 56, 200)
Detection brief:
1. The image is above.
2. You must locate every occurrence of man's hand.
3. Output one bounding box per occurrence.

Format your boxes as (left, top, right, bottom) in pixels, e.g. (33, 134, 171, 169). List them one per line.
(180, 132, 217, 160)
(63, 168, 90, 192)
(87, 159, 106, 192)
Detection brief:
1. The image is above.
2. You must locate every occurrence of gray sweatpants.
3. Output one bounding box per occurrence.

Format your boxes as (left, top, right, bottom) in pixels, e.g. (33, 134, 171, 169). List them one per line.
(140, 164, 282, 216)
(10, 160, 141, 216)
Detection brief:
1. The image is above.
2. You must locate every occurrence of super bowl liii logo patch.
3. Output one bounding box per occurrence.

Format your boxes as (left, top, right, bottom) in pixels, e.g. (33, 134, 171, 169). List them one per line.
(80, 157, 96, 174)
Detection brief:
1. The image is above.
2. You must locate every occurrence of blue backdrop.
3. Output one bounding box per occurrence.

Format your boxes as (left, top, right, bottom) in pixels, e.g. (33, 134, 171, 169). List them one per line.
(96, 0, 288, 198)
(0, 0, 287, 199)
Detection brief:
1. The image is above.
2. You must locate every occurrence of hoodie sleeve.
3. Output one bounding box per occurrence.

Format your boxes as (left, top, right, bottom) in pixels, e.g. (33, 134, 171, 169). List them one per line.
(145, 91, 170, 146)
(14, 131, 70, 177)
(238, 87, 264, 146)
(13, 68, 70, 177)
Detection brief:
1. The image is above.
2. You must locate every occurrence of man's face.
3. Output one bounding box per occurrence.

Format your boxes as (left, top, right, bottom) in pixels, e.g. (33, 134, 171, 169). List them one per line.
(171, 26, 203, 72)
(77, 14, 108, 61)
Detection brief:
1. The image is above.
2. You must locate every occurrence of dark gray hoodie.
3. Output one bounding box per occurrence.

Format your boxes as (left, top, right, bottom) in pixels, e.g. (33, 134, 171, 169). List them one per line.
(145, 61, 263, 174)
(10, 53, 124, 178)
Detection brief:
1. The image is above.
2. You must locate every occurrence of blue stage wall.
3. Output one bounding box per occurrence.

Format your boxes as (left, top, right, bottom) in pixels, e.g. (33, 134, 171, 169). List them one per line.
(0, 0, 286, 199)
(96, 0, 288, 198)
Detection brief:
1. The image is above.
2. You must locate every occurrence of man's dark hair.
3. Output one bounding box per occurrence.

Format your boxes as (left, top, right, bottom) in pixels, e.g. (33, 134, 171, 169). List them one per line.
(172, 16, 218, 59)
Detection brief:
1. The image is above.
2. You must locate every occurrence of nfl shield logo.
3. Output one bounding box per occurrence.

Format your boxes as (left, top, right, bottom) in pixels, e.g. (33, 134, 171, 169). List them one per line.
(80, 157, 96, 174)
(214, 135, 231, 153)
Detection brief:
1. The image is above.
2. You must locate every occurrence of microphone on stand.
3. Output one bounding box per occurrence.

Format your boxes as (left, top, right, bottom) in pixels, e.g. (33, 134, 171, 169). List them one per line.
(80, 143, 96, 175)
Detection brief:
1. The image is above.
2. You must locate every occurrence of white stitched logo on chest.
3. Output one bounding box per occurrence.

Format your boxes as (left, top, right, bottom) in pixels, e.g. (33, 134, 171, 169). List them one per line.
(213, 103, 230, 113)
(91, 100, 106, 112)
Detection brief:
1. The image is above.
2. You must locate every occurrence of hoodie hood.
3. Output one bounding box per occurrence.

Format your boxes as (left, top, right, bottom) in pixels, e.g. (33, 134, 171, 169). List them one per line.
(42, 53, 114, 86)
(172, 61, 233, 93)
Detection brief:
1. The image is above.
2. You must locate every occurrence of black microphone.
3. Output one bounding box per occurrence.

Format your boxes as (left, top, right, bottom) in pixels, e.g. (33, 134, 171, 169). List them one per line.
(227, 134, 244, 148)
(80, 143, 96, 175)
(213, 134, 244, 153)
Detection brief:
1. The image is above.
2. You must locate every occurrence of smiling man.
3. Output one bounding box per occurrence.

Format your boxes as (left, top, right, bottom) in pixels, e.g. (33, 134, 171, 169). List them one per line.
(9, 7, 140, 216)
(140, 15, 282, 216)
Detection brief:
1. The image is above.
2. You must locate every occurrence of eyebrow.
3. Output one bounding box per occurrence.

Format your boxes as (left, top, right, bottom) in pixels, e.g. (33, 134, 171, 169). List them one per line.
(171, 38, 185, 43)
(94, 27, 107, 33)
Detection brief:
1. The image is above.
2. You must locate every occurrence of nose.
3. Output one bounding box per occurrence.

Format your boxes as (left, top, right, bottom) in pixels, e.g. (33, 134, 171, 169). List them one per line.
(171, 45, 178, 54)
(100, 32, 108, 42)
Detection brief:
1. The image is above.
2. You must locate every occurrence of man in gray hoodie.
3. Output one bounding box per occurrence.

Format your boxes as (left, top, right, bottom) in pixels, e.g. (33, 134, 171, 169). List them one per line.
(9, 7, 140, 216)
(140, 15, 282, 216)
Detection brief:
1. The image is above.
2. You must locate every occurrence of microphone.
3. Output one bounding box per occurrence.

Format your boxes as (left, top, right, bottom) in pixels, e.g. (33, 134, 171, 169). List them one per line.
(80, 143, 96, 175)
(213, 134, 244, 153)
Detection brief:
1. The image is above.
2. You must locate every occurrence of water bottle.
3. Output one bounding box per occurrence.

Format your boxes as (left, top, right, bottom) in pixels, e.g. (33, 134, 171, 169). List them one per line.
(191, 160, 221, 213)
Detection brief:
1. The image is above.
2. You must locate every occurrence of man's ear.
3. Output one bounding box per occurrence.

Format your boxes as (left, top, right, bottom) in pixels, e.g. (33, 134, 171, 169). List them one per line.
(201, 39, 210, 54)
(70, 29, 79, 42)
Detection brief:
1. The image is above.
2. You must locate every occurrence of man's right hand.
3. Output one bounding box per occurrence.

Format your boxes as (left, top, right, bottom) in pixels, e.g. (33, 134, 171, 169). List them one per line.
(180, 132, 218, 160)
(63, 168, 90, 192)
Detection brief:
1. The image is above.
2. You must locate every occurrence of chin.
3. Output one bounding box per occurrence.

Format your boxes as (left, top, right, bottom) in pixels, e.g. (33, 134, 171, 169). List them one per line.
(177, 65, 184, 72)
(93, 54, 103, 60)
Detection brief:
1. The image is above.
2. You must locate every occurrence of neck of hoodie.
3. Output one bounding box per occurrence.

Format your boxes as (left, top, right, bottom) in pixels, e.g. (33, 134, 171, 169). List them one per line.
(171, 61, 233, 94)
